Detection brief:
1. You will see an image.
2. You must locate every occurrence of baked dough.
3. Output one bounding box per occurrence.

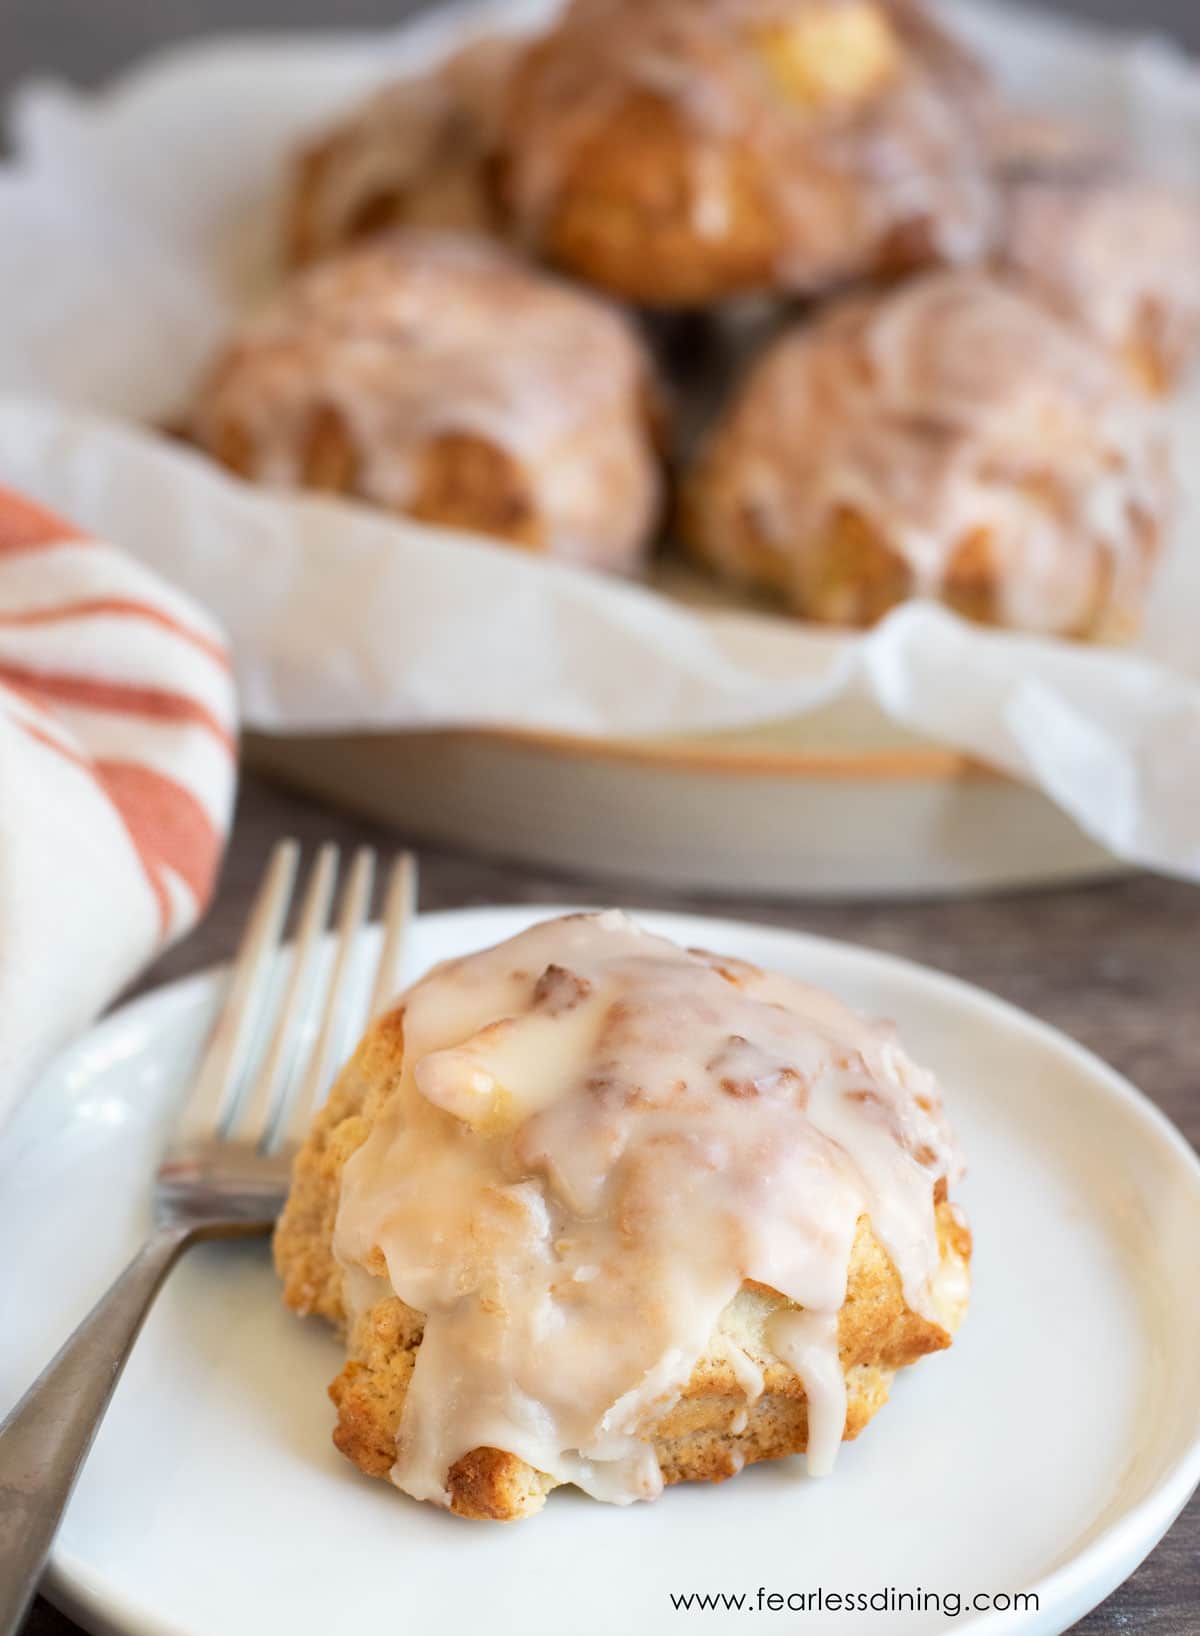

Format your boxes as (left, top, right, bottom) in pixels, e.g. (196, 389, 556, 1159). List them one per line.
(681, 269, 1168, 638)
(495, 0, 996, 306)
(191, 231, 663, 571)
(275, 912, 971, 1521)
(285, 37, 518, 267)
(990, 113, 1200, 396)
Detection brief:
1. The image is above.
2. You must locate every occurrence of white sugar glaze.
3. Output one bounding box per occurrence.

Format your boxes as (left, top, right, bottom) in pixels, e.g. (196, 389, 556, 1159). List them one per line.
(294, 37, 520, 259)
(333, 911, 964, 1508)
(987, 111, 1200, 382)
(1002, 179, 1200, 384)
(502, 0, 996, 290)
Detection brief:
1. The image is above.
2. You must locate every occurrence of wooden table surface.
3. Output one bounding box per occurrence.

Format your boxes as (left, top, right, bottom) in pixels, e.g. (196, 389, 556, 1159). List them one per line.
(19, 771, 1200, 1635)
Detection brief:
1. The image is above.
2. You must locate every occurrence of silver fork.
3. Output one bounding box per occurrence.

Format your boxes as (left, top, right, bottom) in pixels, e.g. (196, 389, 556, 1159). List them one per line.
(0, 840, 417, 1635)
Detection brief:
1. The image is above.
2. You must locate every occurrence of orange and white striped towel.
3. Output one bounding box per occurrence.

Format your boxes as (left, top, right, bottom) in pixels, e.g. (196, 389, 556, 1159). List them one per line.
(0, 486, 237, 1120)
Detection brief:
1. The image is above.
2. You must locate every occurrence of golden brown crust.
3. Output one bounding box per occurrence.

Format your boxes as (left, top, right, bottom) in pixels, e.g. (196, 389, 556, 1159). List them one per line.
(275, 1005, 970, 1521)
(409, 431, 542, 549)
(497, 84, 782, 308)
(274, 1005, 405, 1323)
(223, 411, 546, 547)
(681, 495, 1130, 643)
(496, 0, 994, 306)
(202, 396, 571, 551)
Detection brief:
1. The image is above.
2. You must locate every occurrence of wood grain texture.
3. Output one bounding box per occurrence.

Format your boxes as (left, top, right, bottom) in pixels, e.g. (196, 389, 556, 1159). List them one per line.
(19, 770, 1200, 1634)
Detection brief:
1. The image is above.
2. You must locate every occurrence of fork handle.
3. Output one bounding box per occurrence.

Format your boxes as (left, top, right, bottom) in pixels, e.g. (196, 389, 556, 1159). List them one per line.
(0, 1224, 194, 1635)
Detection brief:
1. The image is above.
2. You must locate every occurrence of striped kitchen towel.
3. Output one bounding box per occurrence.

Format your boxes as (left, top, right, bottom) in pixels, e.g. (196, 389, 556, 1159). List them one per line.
(0, 486, 237, 1121)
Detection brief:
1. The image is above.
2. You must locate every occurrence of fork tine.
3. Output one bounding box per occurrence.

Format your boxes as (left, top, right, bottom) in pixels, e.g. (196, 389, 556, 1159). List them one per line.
(228, 842, 339, 1148)
(369, 852, 417, 1021)
(178, 839, 299, 1143)
(273, 846, 375, 1151)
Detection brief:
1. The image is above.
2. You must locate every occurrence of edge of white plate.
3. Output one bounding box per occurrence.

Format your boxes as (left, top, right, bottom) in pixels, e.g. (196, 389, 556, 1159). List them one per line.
(244, 732, 1127, 900)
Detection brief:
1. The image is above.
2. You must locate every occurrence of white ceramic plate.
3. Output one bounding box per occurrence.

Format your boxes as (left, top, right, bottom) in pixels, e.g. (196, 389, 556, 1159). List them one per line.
(3, 906, 1198, 1636)
(246, 718, 1124, 900)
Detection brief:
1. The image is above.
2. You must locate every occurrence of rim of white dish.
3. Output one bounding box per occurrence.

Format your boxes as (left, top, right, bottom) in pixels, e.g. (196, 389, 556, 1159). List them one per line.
(20, 904, 1200, 1636)
(242, 725, 994, 783)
